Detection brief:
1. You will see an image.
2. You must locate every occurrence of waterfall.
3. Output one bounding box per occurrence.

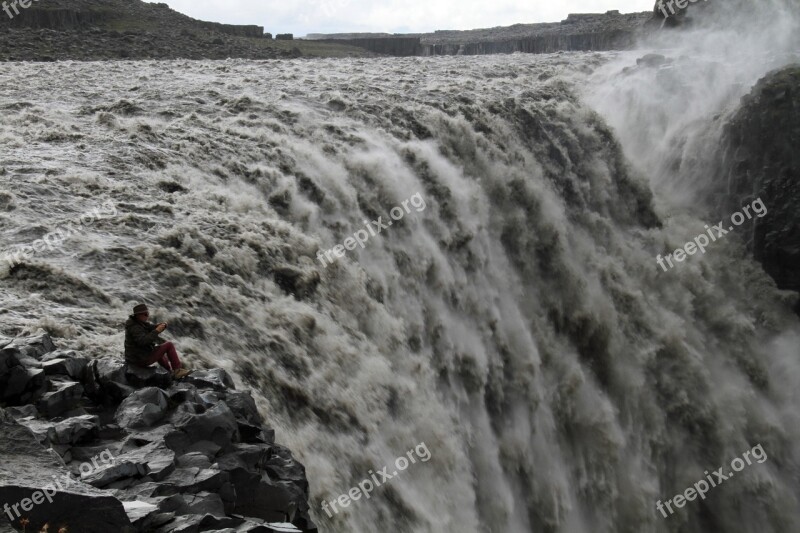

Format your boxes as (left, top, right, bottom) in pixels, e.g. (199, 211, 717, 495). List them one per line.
(0, 5, 799, 530)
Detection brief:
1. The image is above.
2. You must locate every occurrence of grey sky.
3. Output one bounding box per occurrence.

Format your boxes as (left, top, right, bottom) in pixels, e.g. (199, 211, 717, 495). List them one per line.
(151, 1, 655, 37)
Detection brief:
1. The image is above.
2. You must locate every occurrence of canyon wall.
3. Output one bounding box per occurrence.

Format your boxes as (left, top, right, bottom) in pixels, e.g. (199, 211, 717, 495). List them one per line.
(311, 11, 651, 57)
(0, 8, 112, 29)
(196, 21, 265, 38)
(315, 37, 422, 56)
(421, 29, 637, 56)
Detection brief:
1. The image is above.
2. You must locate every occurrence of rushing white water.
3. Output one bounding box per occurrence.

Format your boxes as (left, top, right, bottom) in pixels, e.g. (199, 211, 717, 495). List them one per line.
(0, 8, 799, 532)
(587, 0, 800, 209)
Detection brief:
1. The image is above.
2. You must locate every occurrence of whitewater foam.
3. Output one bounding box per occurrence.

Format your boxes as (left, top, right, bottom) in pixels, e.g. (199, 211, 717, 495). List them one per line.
(0, 49, 798, 533)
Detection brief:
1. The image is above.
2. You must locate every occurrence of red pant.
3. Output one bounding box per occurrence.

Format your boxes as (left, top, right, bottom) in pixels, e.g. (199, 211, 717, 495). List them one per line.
(140, 342, 181, 371)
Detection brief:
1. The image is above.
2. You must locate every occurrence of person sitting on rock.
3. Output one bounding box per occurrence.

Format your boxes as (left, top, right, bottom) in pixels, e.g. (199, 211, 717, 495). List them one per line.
(125, 304, 190, 379)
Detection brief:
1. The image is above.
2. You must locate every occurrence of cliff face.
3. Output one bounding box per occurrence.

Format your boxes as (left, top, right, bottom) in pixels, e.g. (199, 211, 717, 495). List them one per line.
(422, 29, 637, 56)
(1, 7, 112, 29)
(710, 66, 800, 310)
(1, 2, 262, 35)
(0, 0, 367, 60)
(311, 11, 651, 56)
(316, 37, 422, 56)
(195, 21, 265, 38)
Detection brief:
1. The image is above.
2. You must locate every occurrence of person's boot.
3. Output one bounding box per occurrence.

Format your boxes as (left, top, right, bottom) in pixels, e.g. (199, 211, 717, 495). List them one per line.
(172, 368, 191, 379)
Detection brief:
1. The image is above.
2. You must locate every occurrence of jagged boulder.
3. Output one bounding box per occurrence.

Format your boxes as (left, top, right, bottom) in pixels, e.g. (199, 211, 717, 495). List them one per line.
(218, 463, 294, 523)
(222, 389, 274, 444)
(83, 357, 135, 402)
(42, 355, 89, 380)
(83, 460, 150, 489)
(0, 410, 132, 533)
(0, 339, 49, 405)
(264, 445, 310, 491)
(184, 368, 236, 392)
(4, 405, 38, 419)
(116, 387, 170, 429)
(178, 452, 214, 469)
(123, 500, 165, 530)
(4, 332, 56, 359)
(166, 382, 205, 406)
(126, 364, 173, 389)
(171, 401, 240, 449)
(181, 492, 226, 517)
(224, 390, 264, 425)
(19, 414, 100, 447)
(36, 378, 85, 417)
(0, 361, 46, 405)
(157, 467, 230, 495)
(42, 348, 81, 361)
(114, 440, 177, 482)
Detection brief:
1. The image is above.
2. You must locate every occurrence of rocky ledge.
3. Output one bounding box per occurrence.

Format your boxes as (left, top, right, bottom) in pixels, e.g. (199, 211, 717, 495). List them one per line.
(710, 66, 800, 313)
(0, 332, 316, 533)
(309, 11, 653, 56)
(0, 0, 366, 61)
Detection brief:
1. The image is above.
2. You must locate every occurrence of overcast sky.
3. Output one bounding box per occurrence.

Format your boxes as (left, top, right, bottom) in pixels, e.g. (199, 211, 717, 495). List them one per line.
(151, 0, 655, 37)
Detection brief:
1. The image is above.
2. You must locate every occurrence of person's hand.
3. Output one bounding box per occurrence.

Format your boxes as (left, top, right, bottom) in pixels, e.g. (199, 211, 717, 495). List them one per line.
(155, 323, 167, 333)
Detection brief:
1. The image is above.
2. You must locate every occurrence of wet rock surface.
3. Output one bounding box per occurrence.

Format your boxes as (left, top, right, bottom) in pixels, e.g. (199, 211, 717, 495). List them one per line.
(0, 332, 316, 533)
(711, 65, 800, 311)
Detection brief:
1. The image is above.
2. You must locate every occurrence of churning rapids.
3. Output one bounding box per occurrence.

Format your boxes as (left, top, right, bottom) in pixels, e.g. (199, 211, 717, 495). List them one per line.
(1, 17, 800, 533)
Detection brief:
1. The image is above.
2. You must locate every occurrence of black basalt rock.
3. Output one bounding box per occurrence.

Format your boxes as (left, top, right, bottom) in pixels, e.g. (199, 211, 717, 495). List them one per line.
(710, 66, 800, 312)
(0, 410, 133, 532)
(0, 333, 316, 532)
